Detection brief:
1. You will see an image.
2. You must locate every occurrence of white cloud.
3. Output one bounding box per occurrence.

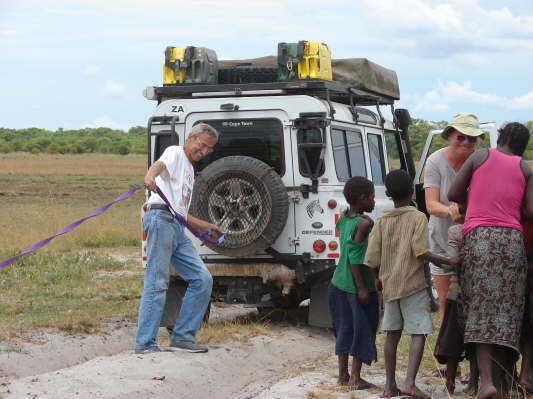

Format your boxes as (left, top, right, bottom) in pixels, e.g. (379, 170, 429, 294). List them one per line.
(358, 0, 533, 58)
(508, 92, 533, 110)
(408, 81, 533, 112)
(45, 7, 100, 16)
(439, 81, 502, 105)
(103, 80, 127, 97)
(0, 30, 18, 37)
(360, 0, 462, 32)
(449, 53, 491, 68)
(80, 65, 101, 76)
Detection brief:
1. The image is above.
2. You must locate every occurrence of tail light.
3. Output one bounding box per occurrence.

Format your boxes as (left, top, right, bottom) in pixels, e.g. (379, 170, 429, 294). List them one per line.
(313, 240, 326, 253)
(327, 199, 337, 209)
(328, 241, 338, 250)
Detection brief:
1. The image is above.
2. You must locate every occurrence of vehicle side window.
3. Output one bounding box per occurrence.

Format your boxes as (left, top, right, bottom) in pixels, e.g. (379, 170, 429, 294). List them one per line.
(332, 129, 349, 180)
(331, 128, 367, 181)
(368, 133, 386, 184)
(346, 131, 366, 178)
(355, 109, 378, 125)
(384, 133, 401, 171)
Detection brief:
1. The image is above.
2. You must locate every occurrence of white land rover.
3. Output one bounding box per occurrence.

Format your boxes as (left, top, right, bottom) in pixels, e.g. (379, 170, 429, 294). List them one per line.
(142, 59, 418, 328)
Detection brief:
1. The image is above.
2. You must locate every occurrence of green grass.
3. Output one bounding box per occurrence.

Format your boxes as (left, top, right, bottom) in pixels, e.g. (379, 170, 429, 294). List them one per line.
(0, 153, 145, 252)
(0, 153, 146, 335)
(0, 251, 143, 333)
(196, 315, 270, 344)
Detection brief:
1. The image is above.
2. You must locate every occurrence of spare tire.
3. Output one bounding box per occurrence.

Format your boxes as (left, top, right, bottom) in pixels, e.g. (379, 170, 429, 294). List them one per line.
(190, 156, 289, 257)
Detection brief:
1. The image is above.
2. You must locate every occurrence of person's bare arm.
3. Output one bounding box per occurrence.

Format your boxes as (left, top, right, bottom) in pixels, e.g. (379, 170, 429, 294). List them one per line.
(350, 264, 369, 305)
(187, 214, 224, 237)
(424, 155, 455, 218)
(521, 160, 533, 219)
(448, 149, 488, 203)
(449, 202, 464, 223)
(144, 160, 166, 192)
(418, 251, 459, 272)
(425, 187, 457, 218)
(351, 219, 373, 304)
(353, 217, 372, 243)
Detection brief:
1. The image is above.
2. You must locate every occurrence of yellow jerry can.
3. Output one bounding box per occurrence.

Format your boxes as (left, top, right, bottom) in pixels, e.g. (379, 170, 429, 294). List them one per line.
(298, 41, 332, 80)
(163, 47, 186, 84)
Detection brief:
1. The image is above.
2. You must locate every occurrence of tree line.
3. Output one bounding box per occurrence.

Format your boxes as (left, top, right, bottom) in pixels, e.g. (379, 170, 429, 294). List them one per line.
(0, 120, 531, 159)
(0, 126, 147, 155)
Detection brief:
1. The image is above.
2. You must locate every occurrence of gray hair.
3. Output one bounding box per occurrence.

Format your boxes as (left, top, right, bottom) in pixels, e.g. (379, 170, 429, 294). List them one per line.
(189, 123, 219, 142)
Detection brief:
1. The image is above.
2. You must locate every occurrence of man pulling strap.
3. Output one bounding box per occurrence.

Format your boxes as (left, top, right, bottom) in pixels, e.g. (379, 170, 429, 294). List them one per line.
(134, 123, 224, 354)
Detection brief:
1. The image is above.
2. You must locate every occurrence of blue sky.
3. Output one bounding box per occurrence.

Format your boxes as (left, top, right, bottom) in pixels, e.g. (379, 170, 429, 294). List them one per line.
(1, 0, 532, 131)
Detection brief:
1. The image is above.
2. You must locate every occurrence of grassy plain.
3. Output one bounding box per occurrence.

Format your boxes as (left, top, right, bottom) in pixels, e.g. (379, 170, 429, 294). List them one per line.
(0, 153, 268, 343)
(0, 153, 147, 334)
(0, 153, 146, 251)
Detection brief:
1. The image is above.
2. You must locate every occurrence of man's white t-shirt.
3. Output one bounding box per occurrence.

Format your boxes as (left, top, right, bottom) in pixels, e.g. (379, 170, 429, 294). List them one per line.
(147, 146, 194, 219)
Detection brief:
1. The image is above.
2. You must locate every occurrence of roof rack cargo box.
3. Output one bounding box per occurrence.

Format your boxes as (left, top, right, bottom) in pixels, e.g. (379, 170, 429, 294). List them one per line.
(332, 58, 399, 100)
(218, 56, 399, 100)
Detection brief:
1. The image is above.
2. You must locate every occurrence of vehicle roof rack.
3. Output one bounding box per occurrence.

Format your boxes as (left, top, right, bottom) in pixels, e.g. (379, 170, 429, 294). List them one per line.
(145, 80, 396, 107)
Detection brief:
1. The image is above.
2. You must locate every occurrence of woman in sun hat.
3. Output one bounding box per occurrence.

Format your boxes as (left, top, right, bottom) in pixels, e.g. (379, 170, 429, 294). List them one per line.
(423, 113, 484, 321)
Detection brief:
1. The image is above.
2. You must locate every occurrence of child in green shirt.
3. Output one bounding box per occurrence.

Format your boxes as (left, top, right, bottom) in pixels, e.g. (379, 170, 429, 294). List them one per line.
(329, 176, 377, 389)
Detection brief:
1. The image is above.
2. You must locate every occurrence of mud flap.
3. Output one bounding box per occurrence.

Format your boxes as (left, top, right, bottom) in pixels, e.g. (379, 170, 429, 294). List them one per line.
(308, 281, 332, 328)
(160, 278, 187, 329)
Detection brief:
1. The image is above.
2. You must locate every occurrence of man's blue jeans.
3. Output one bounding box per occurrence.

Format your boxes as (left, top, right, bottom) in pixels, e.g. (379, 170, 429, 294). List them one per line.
(135, 209, 213, 350)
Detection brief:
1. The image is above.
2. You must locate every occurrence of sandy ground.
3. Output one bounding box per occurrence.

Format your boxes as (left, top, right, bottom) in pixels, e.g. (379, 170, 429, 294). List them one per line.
(0, 304, 462, 399)
(0, 247, 456, 399)
(0, 306, 331, 399)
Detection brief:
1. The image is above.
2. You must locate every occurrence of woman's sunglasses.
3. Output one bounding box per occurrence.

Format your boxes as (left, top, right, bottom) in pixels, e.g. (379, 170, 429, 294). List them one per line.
(455, 134, 481, 143)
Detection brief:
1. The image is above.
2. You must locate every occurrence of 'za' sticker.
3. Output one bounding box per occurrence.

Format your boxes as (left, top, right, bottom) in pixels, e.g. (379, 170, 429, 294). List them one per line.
(171, 105, 184, 112)
(306, 200, 324, 218)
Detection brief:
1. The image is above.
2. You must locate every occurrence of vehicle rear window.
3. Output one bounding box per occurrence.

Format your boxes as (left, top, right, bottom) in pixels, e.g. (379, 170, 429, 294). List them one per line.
(298, 127, 325, 177)
(194, 118, 284, 175)
(154, 131, 178, 162)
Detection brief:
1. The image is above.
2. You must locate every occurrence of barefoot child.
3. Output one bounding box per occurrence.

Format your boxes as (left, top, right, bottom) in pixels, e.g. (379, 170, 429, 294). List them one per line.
(328, 176, 378, 389)
(365, 170, 458, 398)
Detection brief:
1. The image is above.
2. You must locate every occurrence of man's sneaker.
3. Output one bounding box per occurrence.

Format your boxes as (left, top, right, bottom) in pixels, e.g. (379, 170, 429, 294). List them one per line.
(167, 340, 208, 353)
(134, 346, 161, 354)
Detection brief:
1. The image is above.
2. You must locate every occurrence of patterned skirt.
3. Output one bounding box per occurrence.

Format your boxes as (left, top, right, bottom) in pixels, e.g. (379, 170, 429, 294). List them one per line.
(461, 226, 527, 353)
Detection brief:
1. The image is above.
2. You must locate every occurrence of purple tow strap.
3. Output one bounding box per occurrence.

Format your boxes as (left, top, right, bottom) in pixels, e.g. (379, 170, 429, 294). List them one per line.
(0, 184, 223, 270)
(154, 186, 224, 246)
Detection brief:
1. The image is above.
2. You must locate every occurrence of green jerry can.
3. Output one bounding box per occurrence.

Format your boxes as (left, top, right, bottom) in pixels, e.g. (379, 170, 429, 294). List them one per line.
(184, 47, 219, 84)
(277, 42, 304, 81)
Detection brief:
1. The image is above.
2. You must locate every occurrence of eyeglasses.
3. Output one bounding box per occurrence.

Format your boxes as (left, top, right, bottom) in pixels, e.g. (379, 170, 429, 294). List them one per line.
(455, 134, 479, 143)
(194, 136, 214, 154)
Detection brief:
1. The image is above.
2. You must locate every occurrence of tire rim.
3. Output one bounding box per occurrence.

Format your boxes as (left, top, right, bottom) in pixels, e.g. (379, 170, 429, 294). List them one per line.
(205, 174, 272, 248)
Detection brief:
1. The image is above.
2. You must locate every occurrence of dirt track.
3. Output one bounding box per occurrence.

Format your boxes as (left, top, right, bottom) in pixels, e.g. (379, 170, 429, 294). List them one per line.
(0, 307, 335, 399)
(0, 306, 457, 399)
